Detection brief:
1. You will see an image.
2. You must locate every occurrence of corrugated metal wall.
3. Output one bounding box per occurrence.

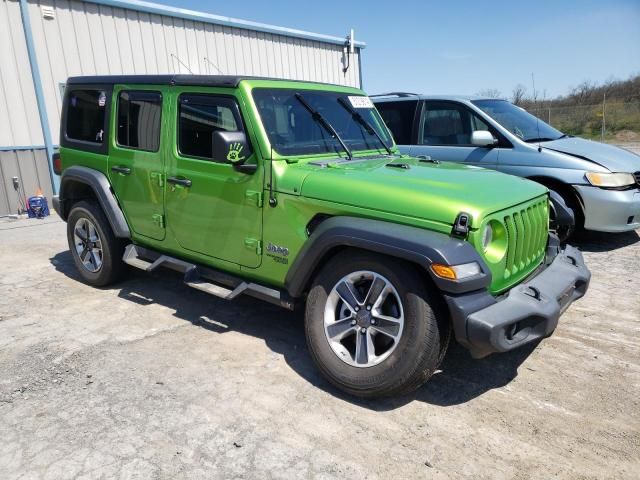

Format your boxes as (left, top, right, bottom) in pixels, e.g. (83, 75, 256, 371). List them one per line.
(0, 0, 362, 214)
(27, 0, 361, 145)
(0, 0, 44, 147)
(0, 148, 53, 216)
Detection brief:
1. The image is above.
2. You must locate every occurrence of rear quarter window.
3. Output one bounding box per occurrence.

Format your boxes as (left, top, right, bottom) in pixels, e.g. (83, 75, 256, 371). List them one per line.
(61, 86, 112, 154)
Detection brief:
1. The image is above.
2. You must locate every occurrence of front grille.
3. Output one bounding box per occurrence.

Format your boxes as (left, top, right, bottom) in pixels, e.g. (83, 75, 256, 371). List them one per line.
(502, 198, 548, 280)
(634, 171, 640, 186)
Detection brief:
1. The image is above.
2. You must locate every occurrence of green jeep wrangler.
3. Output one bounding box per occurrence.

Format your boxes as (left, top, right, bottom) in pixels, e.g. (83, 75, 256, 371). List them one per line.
(52, 75, 590, 397)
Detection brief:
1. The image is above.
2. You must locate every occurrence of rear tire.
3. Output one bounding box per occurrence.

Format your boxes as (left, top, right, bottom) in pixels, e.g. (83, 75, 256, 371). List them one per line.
(305, 250, 450, 398)
(66, 200, 127, 287)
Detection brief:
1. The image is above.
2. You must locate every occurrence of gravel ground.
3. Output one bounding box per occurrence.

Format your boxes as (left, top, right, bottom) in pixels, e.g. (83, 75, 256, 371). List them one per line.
(0, 216, 638, 479)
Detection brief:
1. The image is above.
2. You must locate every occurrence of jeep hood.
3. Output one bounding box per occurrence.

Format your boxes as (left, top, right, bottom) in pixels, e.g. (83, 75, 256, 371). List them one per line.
(541, 137, 640, 172)
(297, 158, 547, 228)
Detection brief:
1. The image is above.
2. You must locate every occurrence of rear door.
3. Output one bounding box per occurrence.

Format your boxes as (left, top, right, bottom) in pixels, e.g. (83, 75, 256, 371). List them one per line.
(409, 101, 499, 168)
(108, 87, 165, 240)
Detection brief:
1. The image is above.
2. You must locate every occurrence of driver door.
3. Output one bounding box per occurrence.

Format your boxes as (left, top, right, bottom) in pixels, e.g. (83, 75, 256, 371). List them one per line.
(164, 90, 263, 268)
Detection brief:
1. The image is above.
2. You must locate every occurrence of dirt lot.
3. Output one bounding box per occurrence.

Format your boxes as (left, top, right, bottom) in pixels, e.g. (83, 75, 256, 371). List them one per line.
(0, 216, 638, 479)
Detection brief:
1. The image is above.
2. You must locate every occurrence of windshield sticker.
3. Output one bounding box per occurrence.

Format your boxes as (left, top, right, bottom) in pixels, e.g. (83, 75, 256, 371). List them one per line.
(348, 96, 374, 109)
(98, 91, 106, 107)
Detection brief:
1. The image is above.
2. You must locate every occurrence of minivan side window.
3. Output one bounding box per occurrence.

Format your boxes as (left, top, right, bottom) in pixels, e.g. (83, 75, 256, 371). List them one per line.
(375, 100, 418, 145)
(420, 102, 493, 146)
(66, 89, 107, 144)
(117, 91, 162, 152)
(178, 94, 250, 161)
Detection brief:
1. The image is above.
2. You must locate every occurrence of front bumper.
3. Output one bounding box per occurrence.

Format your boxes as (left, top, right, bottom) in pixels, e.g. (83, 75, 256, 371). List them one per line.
(574, 184, 640, 232)
(445, 244, 590, 359)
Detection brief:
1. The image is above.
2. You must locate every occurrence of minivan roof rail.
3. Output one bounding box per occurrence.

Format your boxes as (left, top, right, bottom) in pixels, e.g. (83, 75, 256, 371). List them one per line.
(369, 92, 419, 98)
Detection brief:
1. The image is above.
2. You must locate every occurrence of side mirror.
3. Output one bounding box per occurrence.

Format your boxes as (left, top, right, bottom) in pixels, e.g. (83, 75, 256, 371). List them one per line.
(471, 130, 497, 147)
(212, 131, 251, 165)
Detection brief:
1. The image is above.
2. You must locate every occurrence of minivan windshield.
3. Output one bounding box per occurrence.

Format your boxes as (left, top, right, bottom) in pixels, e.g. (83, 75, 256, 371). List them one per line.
(472, 99, 564, 143)
(252, 88, 393, 156)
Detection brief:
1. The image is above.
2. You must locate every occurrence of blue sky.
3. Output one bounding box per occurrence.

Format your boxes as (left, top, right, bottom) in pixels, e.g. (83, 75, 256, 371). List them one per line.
(155, 0, 640, 98)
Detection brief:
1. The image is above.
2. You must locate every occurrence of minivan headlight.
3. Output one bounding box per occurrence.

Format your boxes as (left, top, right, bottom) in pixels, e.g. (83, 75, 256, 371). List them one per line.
(585, 172, 635, 188)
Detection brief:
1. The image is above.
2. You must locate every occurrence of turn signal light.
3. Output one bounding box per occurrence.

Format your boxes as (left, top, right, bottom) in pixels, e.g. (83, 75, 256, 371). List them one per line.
(431, 262, 482, 281)
(431, 264, 457, 280)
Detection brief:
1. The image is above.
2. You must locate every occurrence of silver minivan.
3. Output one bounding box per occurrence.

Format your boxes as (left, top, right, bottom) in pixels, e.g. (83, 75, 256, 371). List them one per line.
(373, 93, 640, 237)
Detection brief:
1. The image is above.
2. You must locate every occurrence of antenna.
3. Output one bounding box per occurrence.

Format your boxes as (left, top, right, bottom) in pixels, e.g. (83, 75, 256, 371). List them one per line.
(268, 146, 277, 207)
(532, 72, 542, 152)
(203, 57, 223, 75)
(171, 53, 193, 74)
(342, 29, 354, 73)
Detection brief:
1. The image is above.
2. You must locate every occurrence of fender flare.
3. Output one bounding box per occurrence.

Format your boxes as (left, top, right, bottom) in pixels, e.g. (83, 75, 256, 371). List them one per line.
(284, 216, 491, 297)
(58, 166, 130, 238)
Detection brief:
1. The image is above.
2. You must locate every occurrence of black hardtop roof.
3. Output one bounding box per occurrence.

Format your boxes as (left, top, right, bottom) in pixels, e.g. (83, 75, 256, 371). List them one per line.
(65, 74, 352, 88)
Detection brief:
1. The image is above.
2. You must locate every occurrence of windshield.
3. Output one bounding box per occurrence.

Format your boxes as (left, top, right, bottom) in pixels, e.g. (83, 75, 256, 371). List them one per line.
(472, 99, 563, 142)
(252, 88, 393, 156)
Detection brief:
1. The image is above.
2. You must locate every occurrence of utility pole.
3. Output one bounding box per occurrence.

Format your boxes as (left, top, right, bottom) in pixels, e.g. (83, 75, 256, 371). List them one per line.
(601, 93, 606, 141)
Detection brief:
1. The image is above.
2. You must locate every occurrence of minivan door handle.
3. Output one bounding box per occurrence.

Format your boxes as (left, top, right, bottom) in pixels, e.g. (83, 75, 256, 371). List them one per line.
(167, 176, 192, 188)
(111, 166, 131, 175)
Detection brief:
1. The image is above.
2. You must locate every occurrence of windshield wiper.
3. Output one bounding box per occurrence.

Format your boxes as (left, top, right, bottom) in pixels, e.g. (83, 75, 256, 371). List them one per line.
(294, 93, 352, 160)
(337, 97, 393, 155)
(525, 137, 555, 143)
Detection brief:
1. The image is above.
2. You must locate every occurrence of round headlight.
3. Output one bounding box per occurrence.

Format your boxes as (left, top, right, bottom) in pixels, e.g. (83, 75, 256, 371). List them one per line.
(482, 224, 493, 251)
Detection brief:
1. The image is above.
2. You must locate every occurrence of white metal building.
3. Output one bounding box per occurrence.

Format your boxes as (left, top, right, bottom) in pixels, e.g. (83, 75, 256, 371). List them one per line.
(0, 0, 364, 215)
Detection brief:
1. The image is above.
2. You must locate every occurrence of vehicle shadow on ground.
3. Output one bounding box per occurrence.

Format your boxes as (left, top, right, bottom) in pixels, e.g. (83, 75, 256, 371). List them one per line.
(572, 229, 639, 252)
(51, 249, 536, 410)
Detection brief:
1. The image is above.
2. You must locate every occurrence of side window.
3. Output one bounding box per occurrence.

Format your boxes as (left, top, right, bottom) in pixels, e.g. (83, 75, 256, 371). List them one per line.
(471, 113, 490, 132)
(178, 94, 250, 161)
(375, 100, 418, 145)
(66, 89, 107, 144)
(117, 91, 162, 152)
(420, 103, 473, 146)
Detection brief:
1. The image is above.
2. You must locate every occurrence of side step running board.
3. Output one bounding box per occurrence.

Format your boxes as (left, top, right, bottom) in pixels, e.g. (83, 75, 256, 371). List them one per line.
(122, 244, 295, 310)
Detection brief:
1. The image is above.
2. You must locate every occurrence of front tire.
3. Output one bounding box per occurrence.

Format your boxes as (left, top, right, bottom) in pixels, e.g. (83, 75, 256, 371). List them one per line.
(305, 251, 450, 398)
(66, 200, 126, 287)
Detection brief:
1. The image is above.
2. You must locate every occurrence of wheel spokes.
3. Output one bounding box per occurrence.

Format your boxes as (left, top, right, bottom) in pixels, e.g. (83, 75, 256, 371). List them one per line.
(74, 225, 88, 242)
(324, 270, 404, 368)
(371, 314, 401, 339)
(326, 316, 355, 340)
(336, 281, 361, 311)
(364, 276, 387, 307)
(89, 250, 101, 269)
(355, 330, 370, 365)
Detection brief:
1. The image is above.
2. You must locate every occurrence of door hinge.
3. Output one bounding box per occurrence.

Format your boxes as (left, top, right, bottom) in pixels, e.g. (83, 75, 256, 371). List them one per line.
(152, 214, 165, 229)
(244, 237, 262, 255)
(150, 171, 164, 188)
(245, 190, 263, 208)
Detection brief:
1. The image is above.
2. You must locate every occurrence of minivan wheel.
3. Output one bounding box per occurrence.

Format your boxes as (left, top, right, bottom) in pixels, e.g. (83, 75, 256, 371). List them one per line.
(305, 251, 450, 398)
(549, 189, 577, 242)
(66, 200, 126, 287)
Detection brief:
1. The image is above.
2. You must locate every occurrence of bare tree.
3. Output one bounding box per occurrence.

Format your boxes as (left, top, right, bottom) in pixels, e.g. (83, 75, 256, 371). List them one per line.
(511, 84, 527, 105)
(476, 88, 502, 99)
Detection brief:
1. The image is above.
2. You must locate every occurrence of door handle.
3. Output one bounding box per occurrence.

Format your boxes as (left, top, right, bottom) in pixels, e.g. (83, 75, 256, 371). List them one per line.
(111, 166, 131, 175)
(167, 176, 192, 188)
